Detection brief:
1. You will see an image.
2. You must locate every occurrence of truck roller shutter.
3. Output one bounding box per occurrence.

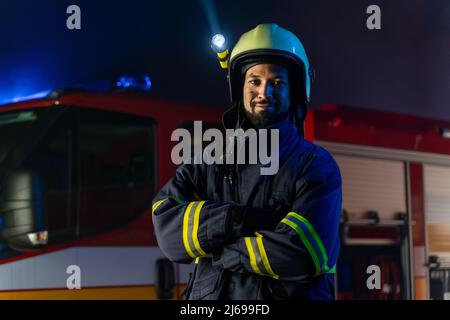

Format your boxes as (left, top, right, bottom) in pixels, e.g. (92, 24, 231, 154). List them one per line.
(333, 155, 407, 220)
(424, 165, 450, 254)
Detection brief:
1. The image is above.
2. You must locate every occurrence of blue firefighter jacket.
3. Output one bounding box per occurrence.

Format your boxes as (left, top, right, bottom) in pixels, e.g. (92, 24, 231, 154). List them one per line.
(152, 109, 342, 300)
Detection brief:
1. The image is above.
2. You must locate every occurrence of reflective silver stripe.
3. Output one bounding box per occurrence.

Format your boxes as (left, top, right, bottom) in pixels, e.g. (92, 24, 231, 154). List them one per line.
(249, 237, 267, 276)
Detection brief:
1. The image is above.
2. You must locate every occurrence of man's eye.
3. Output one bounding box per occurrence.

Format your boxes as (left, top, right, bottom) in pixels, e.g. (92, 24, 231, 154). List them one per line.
(273, 80, 284, 88)
(249, 79, 260, 86)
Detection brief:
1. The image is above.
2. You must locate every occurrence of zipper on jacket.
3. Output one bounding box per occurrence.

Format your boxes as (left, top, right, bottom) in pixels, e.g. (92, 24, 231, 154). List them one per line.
(224, 164, 240, 203)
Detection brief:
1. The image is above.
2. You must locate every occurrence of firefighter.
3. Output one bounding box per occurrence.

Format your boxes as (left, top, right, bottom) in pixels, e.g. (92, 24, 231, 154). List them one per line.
(152, 23, 342, 300)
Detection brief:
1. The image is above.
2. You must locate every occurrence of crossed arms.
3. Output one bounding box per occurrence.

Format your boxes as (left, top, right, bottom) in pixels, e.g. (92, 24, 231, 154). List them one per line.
(152, 156, 341, 281)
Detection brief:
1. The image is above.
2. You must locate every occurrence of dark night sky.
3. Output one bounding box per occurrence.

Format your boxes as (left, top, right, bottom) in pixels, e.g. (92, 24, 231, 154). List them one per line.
(0, 0, 449, 120)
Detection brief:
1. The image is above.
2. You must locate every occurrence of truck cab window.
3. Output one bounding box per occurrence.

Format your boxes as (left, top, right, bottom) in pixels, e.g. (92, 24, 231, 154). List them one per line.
(78, 108, 156, 237)
(8, 108, 75, 247)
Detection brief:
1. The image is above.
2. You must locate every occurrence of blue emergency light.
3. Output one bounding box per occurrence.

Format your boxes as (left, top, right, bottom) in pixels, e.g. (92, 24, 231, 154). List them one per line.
(1, 89, 53, 105)
(0, 74, 153, 105)
(114, 74, 151, 92)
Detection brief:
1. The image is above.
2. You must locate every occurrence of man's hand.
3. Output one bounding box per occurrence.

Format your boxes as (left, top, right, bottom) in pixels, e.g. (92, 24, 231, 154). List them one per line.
(231, 204, 291, 236)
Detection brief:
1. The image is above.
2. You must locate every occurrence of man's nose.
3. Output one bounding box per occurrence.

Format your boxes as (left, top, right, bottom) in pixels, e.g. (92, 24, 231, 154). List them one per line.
(257, 82, 273, 100)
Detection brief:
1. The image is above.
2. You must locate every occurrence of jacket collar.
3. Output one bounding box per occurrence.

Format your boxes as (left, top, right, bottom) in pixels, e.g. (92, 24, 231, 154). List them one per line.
(222, 104, 301, 166)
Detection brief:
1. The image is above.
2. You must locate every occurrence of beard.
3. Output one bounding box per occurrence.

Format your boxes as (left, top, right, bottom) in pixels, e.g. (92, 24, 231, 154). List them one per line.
(243, 106, 289, 128)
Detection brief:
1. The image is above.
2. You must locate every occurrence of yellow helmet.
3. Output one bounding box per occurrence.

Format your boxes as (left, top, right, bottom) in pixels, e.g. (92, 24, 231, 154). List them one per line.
(228, 23, 313, 108)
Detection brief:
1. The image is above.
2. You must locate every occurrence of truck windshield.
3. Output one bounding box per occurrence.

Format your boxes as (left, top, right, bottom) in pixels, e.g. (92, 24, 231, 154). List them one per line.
(0, 107, 72, 254)
(0, 105, 156, 254)
(0, 108, 67, 175)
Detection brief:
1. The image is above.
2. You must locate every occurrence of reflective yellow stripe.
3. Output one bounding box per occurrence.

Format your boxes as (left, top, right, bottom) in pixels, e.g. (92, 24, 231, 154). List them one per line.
(288, 212, 329, 266)
(255, 236, 279, 279)
(282, 218, 322, 276)
(152, 199, 166, 214)
(182, 202, 197, 258)
(152, 197, 186, 214)
(244, 237, 264, 276)
(217, 49, 228, 59)
(219, 60, 228, 69)
(195, 257, 200, 264)
(192, 201, 207, 256)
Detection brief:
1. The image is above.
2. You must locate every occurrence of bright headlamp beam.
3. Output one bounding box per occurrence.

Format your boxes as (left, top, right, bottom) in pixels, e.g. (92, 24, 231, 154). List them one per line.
(211, 34, 226, 52)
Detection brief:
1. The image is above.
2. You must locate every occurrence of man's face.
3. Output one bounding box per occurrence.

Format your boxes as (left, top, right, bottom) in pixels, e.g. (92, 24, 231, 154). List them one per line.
(243, 63, 290, 128)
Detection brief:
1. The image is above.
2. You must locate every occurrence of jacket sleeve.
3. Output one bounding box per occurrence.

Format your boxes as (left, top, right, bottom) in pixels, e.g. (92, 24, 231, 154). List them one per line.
(152, 163, 244, 264)
(213, 150, 342, 281)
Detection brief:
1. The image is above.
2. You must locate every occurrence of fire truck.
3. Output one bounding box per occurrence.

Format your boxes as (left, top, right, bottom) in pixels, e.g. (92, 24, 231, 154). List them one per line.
(314, 104, 450, 300)
(0, 76, 234, 299)
(1, 76, 450, 300)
